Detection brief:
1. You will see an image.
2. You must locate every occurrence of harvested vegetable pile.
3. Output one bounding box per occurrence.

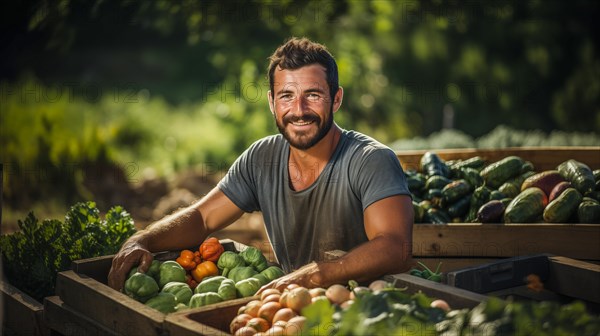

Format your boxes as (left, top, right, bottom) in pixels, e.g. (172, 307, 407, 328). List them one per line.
(229, 280, 600, 335)
(123, 240, 285, 314)
(409, 152, 600, 224)
(0, 201, 137, 301)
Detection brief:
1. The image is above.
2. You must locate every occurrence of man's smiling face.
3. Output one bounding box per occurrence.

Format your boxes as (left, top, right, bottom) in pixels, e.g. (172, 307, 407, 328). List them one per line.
(269, 64, 334, 150)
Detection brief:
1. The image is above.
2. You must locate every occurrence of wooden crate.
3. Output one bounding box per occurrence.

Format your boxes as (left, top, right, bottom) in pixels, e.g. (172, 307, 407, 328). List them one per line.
(164, 274, 488, 336)
(43, 296, 118, 336)
(396, 147, 600, 261)
(413, 223, 600, 261)
(395, 146, 600, 172)
(0, 280, 50, 336)
(446, 255, 600, 312)
(51, 239, 252, 336)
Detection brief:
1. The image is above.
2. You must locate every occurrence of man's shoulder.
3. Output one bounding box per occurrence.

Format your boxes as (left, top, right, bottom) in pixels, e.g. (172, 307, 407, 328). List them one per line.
(243, 134, 286, 158)
(342, 129, 394, 155)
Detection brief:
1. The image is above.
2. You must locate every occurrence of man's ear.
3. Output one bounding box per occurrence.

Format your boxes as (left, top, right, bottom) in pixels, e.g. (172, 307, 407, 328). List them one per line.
(332, 87, 344, 113)
(267, 90, 275, 115)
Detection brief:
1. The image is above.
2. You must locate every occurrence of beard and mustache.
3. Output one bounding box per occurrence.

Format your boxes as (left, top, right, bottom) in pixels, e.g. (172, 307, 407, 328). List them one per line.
(275, 105, 334, 150)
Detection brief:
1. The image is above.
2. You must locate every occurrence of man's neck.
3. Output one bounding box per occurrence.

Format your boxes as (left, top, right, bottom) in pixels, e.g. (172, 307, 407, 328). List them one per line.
(288, 125, 342, 191)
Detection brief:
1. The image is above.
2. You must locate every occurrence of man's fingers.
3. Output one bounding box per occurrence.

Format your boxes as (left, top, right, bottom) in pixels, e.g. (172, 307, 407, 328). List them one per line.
(137, 253, 154, 273)
(107, 248, 152, 291)
(108, 257, 127, 291)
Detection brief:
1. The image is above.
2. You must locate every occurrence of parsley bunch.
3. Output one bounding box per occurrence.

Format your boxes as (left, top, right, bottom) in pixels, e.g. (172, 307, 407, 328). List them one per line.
(0, 201, 136, 302)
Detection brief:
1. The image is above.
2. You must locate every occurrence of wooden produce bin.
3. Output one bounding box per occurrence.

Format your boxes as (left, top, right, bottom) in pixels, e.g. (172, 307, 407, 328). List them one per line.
(50, 239, 254, 336)
(396, 147, 600, 263)
(165, 273, 489, 336)
(1, 280, 50, 336)
(446, 254, 600, 313)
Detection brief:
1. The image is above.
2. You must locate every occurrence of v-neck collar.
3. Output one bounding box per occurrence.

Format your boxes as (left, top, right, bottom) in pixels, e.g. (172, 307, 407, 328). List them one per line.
(284, 129, 347, 194)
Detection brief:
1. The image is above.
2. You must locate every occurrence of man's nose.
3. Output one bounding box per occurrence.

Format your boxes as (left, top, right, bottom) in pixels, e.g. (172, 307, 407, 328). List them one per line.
(291, 96, 309, 116)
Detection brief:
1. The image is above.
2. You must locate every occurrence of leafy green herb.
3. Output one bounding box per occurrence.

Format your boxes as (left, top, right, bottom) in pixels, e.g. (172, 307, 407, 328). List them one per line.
(302, 281, 600, 335)
(0, 201, 136, 301)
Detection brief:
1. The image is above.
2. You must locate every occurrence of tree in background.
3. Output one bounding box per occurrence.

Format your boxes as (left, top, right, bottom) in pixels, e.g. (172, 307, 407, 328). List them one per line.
(1, 0, 598, 212)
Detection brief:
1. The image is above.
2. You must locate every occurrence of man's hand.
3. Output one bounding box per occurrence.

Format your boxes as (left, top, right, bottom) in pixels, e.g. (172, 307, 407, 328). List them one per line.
(107, 236, 154, 291)
(257, 262, 325, 295)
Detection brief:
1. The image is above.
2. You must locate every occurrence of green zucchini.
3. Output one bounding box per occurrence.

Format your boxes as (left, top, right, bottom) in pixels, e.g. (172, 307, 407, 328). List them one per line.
(506, 170, 536, 191)
(465, 185, 492, 222)
(489, 190, 506, 201)
(442, 179, 472, 204)
(557, 160, 595, 195)
(521, 161, 535, 174)
(407, 174, 426, 194)
(425, 208, 450, 224)
(577, 199, 600, 224)
(500, 197, 513, 208)
(420, 152, 450, 177)
(498, 182, 520, 198)
(542, 188, 582, 223)
(447, 195, 471, 219)
(480, 156, 525, 189)
(450, 156, 486, 171)
(593, 169, 600, 182)
(425, 175, 452, 190)
(504, 187, 547, 223)
(458, 167, 483, 189)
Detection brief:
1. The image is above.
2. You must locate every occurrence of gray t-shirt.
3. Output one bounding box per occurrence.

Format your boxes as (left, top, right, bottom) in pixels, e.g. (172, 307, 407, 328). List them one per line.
(218, 129, 411, 273)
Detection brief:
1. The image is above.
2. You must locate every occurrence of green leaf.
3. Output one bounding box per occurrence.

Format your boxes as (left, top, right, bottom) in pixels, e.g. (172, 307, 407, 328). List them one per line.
(303, 298, 337, 336)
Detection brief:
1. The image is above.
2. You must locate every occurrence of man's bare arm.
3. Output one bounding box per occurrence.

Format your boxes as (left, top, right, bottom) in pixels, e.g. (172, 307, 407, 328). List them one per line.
(107, 186, 244, 290)
(259, 194, 413, 291)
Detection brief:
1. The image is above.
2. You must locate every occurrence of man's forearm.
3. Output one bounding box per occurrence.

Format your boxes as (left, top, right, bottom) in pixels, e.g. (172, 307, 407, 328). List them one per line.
(135, 204, 209, 252)
(313, 234, 412, 286)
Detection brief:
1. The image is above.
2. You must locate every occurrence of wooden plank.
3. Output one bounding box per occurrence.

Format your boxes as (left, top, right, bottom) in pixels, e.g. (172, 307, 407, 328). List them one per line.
(325, 250, 499, 273)
(165, 298, 253, 336)
(43, 296, 118, 336)
(383, 273, 488, 309)
(396, 147, 600, 172)
(55, 270, 166, 336)
(545, 256, 600, 304)
(413, 257, 501, 274)
(0, 280, 49, 336)
(413, 223, 600, 260)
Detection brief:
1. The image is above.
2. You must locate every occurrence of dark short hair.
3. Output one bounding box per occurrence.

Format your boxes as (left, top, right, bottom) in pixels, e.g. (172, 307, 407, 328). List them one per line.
(267, 37, 339, 101)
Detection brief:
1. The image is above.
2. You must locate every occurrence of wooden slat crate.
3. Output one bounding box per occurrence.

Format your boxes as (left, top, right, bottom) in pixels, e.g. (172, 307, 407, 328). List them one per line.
(396, 147, 600, 261)
(446, 255, 600, 312)
(413, 223, 600, 261)
(0, 280, 50, 336)
(395, 146, 600, 172)
(164, 273, 489, 335)
(43, 296, 118, 336)
(51, 239, 252, 336)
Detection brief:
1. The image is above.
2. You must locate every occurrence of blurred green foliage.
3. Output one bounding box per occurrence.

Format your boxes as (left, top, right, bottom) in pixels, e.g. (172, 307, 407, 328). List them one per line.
(1, 0, 599, 210)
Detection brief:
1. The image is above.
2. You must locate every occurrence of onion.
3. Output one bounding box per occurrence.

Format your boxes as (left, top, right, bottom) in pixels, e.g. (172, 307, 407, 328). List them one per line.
(286, 287, 312, 313)
(325, 284, 351, 305)
(283, 316, 307, 336)
(258, 301, 282, 323)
